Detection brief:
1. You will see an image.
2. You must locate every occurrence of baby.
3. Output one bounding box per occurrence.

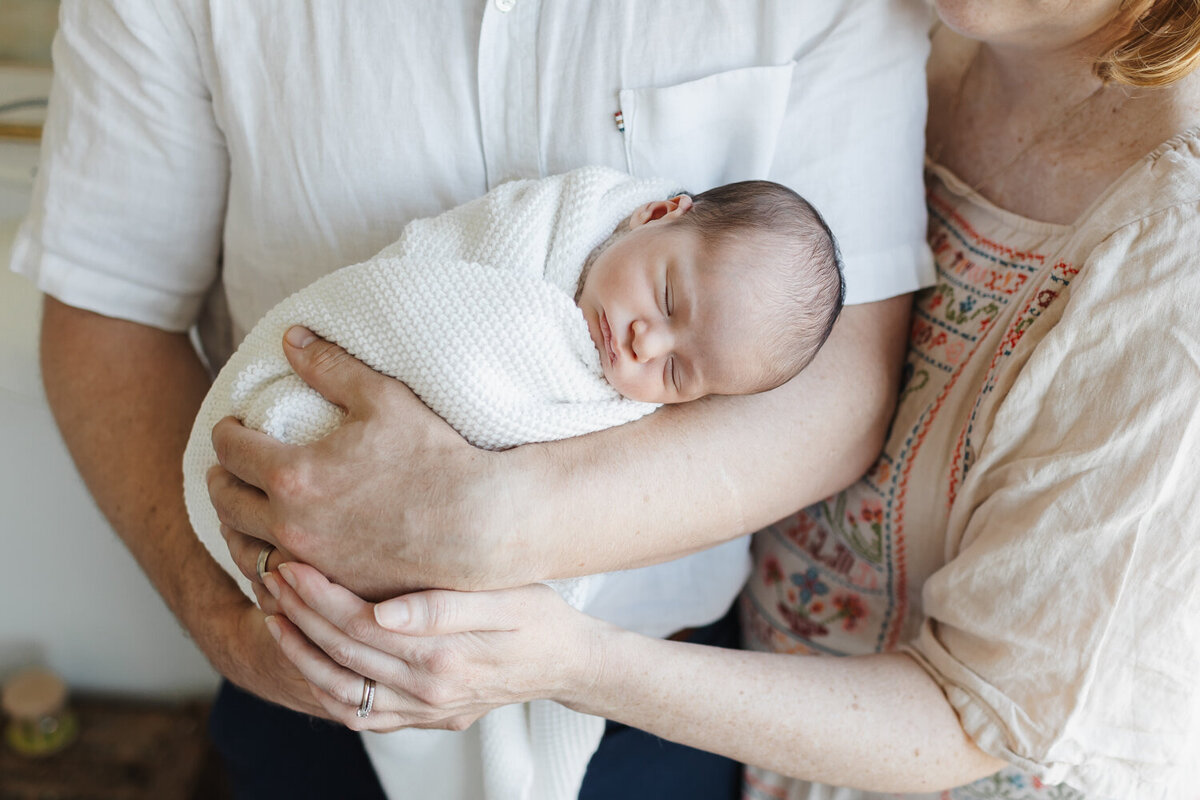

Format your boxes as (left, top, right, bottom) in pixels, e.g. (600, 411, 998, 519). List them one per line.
(181, 166, 841, 800)
(184, 167, 842, 474)
(185, 164, 843, 639)
(576, 178, 843, 404)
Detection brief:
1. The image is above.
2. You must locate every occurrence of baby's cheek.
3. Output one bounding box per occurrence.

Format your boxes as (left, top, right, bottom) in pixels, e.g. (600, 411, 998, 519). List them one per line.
(619, 379, 666, 404)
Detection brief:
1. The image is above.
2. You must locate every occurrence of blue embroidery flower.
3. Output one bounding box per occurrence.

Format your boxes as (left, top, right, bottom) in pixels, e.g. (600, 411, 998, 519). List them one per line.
(790, 568, 829, 604)
(959, 296, 976, 314)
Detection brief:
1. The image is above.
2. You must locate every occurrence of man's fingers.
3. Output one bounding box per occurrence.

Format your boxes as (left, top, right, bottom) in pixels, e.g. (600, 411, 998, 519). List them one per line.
(221, 524, 278, 584)
(251, 579, 281, 616)
(210, 416, 292, 492)
(207, 465, 275, 543)
(282, 327, 390, 413)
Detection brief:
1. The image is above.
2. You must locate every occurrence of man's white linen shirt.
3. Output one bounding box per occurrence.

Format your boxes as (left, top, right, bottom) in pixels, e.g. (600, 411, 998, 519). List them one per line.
(13, 0, 934, 369)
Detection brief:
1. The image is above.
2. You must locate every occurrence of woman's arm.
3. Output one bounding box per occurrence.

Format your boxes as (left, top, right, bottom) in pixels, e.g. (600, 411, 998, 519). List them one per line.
(263, 563, 1005, 792)
(209, 295, 911, 597)
(571, 626, 1004, 792)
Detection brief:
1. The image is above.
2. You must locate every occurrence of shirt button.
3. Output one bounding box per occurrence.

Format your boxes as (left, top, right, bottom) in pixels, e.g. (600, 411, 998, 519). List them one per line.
(495, 0, 515, 11)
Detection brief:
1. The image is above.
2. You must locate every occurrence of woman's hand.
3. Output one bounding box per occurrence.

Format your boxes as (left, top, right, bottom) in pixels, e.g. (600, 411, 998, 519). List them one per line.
(261, 561, 601, 733)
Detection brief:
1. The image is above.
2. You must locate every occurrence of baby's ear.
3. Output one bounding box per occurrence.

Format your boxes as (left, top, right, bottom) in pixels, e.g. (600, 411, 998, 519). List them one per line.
(628, 194, 694, 229)
(669, 194, 694, 216)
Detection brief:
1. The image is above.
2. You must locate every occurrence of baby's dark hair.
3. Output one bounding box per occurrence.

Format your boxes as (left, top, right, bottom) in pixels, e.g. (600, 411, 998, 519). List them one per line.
(673, 180, 845, 394)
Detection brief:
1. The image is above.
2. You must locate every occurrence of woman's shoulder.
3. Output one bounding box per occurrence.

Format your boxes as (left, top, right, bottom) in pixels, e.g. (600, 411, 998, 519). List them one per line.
(1075, 133, 1200, 283)
(1081, 126, 1200, 239)
(1056, 131, 1200, 357)
(1141, 125, 1200, 208)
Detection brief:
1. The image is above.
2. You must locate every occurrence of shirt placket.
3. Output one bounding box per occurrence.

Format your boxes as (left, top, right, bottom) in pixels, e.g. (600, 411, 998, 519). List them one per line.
(477, 0, 542, 189)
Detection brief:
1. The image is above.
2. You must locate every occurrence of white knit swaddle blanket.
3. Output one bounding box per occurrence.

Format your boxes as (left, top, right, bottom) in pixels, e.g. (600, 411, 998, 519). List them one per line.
(182, 167, 751, 800)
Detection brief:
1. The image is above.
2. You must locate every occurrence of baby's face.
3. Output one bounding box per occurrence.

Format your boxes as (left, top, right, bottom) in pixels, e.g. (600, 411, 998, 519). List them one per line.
(577, 210, 768, 404)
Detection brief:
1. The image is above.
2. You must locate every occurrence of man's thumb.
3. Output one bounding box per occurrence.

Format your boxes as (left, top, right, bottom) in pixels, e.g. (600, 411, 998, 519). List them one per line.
(282, 326, 373, 410)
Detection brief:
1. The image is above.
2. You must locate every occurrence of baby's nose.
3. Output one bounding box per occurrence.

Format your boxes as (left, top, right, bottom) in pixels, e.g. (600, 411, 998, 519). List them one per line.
(631, 319, 670, 362)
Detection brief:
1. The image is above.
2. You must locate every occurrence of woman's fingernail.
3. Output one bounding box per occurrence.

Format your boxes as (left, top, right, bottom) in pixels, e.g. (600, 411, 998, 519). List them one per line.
(263, 572, 281, 599)
(278, 562, 297, 588)
(264, 615, 282, 642)
(285, 326, 316, 348)
(375, 600, 410, 630)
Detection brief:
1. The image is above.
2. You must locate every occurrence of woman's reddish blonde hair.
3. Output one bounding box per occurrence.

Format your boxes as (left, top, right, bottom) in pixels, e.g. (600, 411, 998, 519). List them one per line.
(1096, 0, 1200, 86)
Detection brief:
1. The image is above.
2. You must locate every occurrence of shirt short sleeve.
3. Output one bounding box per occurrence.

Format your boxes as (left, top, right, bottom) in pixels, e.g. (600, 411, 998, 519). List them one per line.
(9, 0, 228, 332)
(904, 204, 1200, 799)
(770, 0, 936, 305)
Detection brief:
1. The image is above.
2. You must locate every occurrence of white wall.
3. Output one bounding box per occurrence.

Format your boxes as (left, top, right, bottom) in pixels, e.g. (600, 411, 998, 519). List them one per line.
(0, 112, 219, 698)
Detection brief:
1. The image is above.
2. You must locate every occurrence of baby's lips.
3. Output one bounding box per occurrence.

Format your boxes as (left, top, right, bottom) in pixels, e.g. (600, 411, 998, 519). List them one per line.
(586, 312, 604, 359)
(600, 311, 619, 367)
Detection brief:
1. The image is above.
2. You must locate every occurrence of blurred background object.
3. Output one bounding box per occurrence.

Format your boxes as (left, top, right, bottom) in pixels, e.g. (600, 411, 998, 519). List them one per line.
(0, 0, 55, 140)
(0, 70, 47, 141)
(1, 667, 220, 798)
(0, 0, 58, 66)
(2, 666, 77, 757)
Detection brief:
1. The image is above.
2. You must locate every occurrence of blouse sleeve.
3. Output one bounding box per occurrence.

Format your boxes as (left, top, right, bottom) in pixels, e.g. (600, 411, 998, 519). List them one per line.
(904, 201, 1200, 799)
(9, 0, 228, 332)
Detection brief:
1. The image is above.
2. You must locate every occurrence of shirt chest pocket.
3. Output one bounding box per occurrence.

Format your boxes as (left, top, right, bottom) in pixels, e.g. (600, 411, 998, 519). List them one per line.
(618, 61, 795, 191)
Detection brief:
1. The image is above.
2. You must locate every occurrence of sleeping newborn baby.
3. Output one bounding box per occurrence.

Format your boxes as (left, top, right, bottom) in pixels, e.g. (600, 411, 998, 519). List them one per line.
(181, 165, 841, 800)
(184, 166, 842, 580)
(576, 175, 842, 404)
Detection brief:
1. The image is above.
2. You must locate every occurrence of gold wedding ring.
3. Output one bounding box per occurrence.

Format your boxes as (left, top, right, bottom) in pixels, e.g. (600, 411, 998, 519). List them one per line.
(357, 677, 376, 718)
(255, 543, 276, 583)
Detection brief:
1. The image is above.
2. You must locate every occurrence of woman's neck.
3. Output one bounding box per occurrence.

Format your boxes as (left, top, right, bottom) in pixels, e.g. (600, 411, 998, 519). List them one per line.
(929, 30, 1200, 223)
(977, 41, 1109, 122)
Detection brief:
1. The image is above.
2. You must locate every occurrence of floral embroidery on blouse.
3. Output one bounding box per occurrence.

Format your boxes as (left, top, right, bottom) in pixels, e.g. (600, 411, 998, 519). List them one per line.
(740, 175, 1084, 800)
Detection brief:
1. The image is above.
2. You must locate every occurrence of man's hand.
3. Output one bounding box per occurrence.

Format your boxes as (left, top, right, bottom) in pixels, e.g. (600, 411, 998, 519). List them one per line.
(211, 597, 335, 719)
(208, 327, 511, 599)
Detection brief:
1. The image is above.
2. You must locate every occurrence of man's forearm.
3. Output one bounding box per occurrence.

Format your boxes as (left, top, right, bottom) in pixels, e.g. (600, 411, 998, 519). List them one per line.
(39, 298, 248, 661)
(203, 294, 909, 595)
(495, 296, 911, 582)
